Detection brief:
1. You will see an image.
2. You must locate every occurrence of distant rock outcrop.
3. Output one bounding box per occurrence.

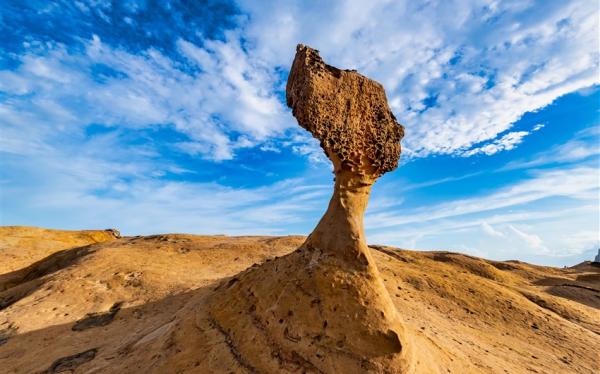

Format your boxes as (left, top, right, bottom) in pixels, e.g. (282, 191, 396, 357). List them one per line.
(0, 226, 120, 274)
(208, 45, 413, 373)
(594, 249, 600, 263)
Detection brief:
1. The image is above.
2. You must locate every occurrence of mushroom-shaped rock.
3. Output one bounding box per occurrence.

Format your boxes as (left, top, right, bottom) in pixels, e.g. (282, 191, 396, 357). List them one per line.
(286, 44, 404, 267)
(208, 45, 412, 373)
(287, 44, 403, 180)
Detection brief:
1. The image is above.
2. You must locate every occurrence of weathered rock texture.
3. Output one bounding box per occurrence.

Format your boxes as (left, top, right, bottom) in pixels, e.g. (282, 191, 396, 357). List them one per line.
(208, 45, 412, 373)
(286, 44, 404, 268)
(286, 44, 403, 179)
(2, 227, 600, 374)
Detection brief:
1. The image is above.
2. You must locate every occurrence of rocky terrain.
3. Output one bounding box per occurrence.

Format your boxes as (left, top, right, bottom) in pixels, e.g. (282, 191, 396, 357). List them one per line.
(0, 226, 598, 373)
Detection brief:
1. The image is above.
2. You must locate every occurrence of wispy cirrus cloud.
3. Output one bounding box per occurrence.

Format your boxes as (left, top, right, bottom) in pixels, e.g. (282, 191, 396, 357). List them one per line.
(368, 202, 599, 265)
(481, 222, 504, 238)
(1, 126, 330, 235)
(508, 224, 547, 252)
(365, 162, 599, 265)
(366, 165, 599, 229)
(502, 126, 600, 170)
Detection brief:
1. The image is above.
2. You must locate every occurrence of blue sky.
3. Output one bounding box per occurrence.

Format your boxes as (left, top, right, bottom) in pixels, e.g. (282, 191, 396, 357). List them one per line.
(0, 0, 598, 266)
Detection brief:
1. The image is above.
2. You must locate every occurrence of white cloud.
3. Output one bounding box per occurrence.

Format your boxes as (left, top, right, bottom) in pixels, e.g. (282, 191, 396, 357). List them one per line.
(461, 131, 530, 156)
(2, 1, 597, 162)
(364, 159, 599, 265)
(367, 201, 599, 265)
(461, 122, 547, 156)
(508, 224, 547, 251)
(366, 166, 599, 229)
(0, 128, 331, 235)
(290, 139, 328, 165)
(236, 0, 599, 158)
(365, 166, 600, 243)
(502, 126, 600, 170)
(0, 33, 294, 161)
(481, 222, 504, 237)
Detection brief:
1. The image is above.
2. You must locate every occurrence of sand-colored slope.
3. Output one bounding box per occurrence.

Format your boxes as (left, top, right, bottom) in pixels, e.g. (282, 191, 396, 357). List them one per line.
(0, 226, 120, 273)
(0, 228, 598, 373)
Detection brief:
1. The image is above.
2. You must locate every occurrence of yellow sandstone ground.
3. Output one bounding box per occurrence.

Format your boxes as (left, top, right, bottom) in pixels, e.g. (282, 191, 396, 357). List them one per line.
(0, 226, 120, 274)
(0, 226, 598, 373)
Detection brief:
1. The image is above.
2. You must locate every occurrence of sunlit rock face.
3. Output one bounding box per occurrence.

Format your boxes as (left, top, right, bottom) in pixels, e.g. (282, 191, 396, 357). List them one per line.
(208, 45, 415, 373)
(286, 43, 405, 267)
(286, 44, 404, 180)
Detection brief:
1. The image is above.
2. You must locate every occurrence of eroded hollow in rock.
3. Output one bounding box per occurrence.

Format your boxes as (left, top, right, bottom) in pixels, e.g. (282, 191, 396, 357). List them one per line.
(208, 44, 410, 373)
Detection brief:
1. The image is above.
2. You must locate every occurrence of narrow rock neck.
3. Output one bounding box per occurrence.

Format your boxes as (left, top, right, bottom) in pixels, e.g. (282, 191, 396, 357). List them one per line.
(305, 169, 376, 266)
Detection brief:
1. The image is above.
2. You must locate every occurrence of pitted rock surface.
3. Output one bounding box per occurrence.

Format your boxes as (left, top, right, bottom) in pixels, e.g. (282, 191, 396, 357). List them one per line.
(286, 44, 404, 178)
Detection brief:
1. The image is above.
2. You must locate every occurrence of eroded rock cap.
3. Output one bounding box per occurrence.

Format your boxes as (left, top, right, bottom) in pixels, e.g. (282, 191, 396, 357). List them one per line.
(286, 44, 404, 178)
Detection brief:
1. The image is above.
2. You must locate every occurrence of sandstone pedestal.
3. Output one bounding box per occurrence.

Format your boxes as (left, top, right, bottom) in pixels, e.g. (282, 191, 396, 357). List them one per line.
(208, 45, 411, 373)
